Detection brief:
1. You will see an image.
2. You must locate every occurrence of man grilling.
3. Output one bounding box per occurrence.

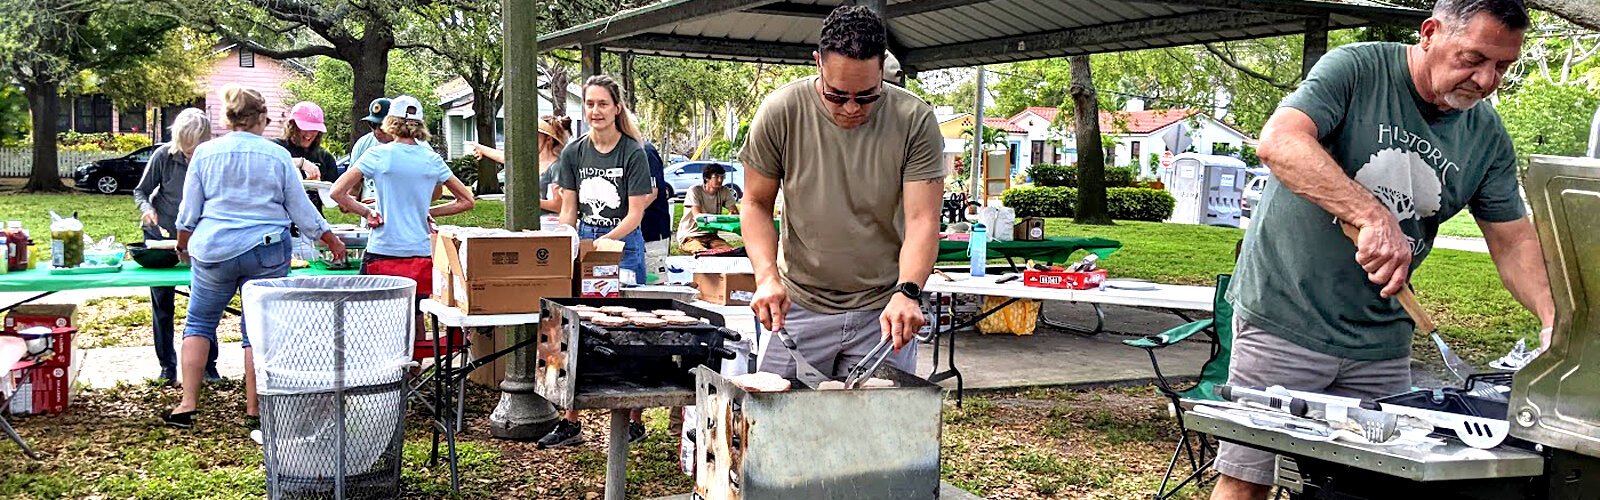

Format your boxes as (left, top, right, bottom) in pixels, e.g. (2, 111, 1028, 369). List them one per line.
(1215, 1, 1556, 499)
(741, 5, 946, 378)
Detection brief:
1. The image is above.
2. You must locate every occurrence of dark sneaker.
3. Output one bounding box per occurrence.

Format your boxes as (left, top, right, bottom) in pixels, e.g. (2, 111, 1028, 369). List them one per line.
(204, 366, 223, 383)
(162, 410, 196, 429)
(628, 421, 647, 445)
(536, 420, 583, 449)
(158, 369, 178, 387)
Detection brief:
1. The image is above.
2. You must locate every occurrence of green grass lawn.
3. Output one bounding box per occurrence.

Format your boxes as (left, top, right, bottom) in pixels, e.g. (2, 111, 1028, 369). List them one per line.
(1438, 212, 1485, 239)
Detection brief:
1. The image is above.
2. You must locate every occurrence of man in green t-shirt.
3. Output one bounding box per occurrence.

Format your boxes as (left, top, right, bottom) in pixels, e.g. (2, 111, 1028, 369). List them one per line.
(741, 5, 946, 379)
(1215, 2, 1555, 498)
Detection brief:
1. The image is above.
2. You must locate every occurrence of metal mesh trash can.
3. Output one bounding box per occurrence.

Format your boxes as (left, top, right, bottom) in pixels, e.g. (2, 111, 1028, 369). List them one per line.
(245, 276, 416, 500)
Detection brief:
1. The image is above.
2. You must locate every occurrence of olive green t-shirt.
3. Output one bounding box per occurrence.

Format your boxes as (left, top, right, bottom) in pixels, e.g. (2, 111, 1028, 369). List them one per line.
(678, 184, 738, 241)
(555, 135, 653, 227)
(741, 76, 947, 314)
(1229, 43, 1526, 361)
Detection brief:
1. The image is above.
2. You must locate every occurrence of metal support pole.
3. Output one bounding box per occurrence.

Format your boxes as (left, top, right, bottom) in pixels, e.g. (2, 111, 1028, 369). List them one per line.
(971, 67, 986, 202)
(605, 409, 630, 500)
(581, 44, 603, 81)
(491, 0, 560, 441)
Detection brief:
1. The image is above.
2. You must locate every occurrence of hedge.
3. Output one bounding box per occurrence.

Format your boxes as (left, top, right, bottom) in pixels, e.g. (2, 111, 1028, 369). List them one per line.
(1001, 186, 1175, 221)
(1024, 163, 1140, 188)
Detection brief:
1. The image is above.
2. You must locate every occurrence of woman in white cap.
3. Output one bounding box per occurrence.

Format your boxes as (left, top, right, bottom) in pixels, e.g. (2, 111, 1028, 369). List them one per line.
(275, 101, 340, 211)
(330, 95, 475, 335)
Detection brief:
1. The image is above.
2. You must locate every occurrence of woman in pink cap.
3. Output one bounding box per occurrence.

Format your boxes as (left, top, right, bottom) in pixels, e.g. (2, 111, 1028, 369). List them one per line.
(275, 101, 340, 210)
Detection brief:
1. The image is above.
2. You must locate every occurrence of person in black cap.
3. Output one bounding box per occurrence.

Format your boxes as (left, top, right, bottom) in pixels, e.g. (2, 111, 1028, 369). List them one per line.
(349, 97, 394, 200)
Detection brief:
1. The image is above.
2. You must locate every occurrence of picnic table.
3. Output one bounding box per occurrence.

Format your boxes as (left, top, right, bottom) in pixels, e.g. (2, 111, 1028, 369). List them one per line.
(0, 262, 357, 313)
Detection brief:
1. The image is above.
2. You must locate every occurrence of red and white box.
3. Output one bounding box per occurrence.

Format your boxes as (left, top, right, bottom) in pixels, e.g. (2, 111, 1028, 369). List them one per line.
(1023, 269, 1109, 290)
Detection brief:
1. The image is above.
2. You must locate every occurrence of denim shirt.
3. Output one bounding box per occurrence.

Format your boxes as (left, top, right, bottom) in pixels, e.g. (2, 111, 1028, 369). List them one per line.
(176, 131, 331, 264)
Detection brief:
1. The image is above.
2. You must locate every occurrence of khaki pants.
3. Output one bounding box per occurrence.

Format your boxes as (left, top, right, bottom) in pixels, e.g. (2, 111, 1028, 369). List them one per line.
(679, 234, 733, 254)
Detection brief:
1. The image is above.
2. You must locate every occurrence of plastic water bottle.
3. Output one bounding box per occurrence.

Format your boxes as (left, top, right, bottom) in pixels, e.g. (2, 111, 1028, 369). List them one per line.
(969, 222, 987, 277)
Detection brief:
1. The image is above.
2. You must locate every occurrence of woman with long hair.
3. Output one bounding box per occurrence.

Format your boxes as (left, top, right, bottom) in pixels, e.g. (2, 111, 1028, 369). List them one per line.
(275, 101, 340, 211)
(469, 115, 573, 214)
(543, 75, 655, 448)
(330, 96, 475, 332)
(164, 84, 346, 435)
(133, 108, 217, 386)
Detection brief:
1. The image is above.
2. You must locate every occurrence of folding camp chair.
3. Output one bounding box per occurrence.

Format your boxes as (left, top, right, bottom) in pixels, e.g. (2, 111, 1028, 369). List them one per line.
(0, 336, 40, 461)
(1123, 274, 1233, 500)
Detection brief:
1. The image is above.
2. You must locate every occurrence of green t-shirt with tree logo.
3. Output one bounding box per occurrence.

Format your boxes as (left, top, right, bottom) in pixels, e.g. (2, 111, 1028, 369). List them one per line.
(1229, 42, 1526, 361)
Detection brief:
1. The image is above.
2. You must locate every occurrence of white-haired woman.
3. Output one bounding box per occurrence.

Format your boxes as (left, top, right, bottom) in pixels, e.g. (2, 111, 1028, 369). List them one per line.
(133, 108, 216, 386)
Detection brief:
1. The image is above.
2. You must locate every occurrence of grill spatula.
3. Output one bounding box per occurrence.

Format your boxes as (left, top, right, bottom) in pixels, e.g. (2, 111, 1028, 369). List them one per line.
(1340, 224, 1475, 382)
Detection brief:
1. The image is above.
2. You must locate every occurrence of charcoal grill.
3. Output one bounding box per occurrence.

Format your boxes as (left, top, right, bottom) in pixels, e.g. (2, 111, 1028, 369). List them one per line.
(1181, 155, 1600, 500)
(692, 365, 944, 500)
(534, 297, 742, 500)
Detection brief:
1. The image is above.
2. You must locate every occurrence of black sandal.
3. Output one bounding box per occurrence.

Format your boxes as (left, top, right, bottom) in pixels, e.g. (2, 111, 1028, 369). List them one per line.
(163, 410, 196, 429)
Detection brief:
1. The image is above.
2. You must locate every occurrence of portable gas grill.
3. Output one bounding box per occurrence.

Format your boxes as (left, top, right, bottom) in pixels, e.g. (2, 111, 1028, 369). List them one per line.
(1183, 155, 1600, 500)
(534, 297, 742, 500)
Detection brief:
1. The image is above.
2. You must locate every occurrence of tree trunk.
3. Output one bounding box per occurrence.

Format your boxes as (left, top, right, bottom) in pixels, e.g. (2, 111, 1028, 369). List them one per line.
(346, 32, 393, 147)
(1069, 55, 1112, 225)
(546, 60, 570, 117)
(23, 80, 68, 192)
(1530, 0, 1600, 32)
(472, 88, 503, 195)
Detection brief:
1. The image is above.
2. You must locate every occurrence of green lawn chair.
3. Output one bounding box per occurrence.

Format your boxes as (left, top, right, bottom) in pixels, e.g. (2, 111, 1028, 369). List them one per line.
(1123, 274, 1233, 499)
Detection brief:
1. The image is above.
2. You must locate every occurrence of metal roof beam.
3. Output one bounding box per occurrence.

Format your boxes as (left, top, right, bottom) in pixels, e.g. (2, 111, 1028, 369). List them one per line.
(886, 0, 998, 18)
(904, 11, 1298, 67)
(1142, 0, 1429, 21)
(746, 2, 835, 19)
(604, 34, 817, 64)
(541, 0, 786, 50)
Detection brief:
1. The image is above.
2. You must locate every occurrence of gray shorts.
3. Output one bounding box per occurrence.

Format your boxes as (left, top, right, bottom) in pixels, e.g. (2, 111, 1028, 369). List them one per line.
(757, 303, 918, 379)
(1214, 314, 1412, 486)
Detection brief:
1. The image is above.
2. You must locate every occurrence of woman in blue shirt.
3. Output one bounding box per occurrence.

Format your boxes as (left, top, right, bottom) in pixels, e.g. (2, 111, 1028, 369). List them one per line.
(164, 84, 347, 432)
(331, 96, 474, 324)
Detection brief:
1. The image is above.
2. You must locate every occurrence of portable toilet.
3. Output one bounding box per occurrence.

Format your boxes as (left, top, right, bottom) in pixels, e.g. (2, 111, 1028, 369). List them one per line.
(1164, 153, 1247, 227)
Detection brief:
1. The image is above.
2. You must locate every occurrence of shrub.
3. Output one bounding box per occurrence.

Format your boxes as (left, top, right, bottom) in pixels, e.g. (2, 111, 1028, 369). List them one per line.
(1028, 163, 1074, 187)
(1002, 186, 1076, 218)
(1106, 187, 1175, 222)
(114, 134, 152, 152)
(1105, 166, 1139, 188)
(448, 155, 479, 187)
(1002, 186, 1173, 221)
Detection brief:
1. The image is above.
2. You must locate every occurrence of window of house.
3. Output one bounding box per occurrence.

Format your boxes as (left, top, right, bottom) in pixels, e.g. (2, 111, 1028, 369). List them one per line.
(1130, 142, 1141, 165)
(119, 105, 146, 133)
(239, 48, 255, 68)
(1213, 142, 1231, 155)
(74, 95, 113, 133)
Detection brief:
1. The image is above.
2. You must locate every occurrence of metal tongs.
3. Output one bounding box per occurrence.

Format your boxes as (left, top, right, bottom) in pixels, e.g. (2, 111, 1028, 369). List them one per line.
(844, 337, 895, 389)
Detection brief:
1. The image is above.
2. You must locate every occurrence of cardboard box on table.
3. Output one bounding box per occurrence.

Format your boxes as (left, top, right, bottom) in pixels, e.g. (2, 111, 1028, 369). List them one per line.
(577, 240, 623, 298)
(693, 257, 757, 306)
(432, 229, 574, 315)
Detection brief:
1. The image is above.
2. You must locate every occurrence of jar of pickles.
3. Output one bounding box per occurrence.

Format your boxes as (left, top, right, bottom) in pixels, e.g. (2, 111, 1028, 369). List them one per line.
(50, 216, 84, 268)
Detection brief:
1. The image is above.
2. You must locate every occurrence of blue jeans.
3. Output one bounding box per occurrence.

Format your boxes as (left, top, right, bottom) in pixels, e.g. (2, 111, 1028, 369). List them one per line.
(145, 227, 216, 375)
(184, 231, 292, 349)
(579, 223, 646, 285)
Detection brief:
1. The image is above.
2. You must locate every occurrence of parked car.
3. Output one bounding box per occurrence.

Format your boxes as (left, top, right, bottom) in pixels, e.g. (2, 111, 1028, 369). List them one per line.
(1242, 174, 1268, 218)
(664, 161, 745, 199)
(73, 145, 160, 194)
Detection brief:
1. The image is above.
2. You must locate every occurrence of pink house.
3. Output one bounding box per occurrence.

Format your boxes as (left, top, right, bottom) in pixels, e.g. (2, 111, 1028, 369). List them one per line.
(200, 43, 310, 139)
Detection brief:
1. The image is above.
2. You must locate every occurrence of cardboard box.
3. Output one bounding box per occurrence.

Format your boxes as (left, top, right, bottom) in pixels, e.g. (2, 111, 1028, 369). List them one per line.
(1023, 268, 1108, 290)
(1014, 217, 1046, 241)
(467, 327, 512, 387)
(695, 273, 758, 306)
(433, 229, 574, 280)
(2, 327, 75, 368)
(452, 276, 569, 315)
(3, 303, 76, 331)
(7, 364, 74, 415)
(578, 240, 623, 298)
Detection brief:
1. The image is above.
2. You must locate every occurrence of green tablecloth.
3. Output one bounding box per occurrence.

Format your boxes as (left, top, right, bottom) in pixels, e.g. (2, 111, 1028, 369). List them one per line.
(694, 215, 775, 235)
(0, 261, 358, 293)
(937, 237, 1121, 264)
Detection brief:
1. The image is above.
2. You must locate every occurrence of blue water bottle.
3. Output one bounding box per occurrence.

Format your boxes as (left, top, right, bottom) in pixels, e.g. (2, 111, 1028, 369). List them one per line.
(969, 222, 987, 277)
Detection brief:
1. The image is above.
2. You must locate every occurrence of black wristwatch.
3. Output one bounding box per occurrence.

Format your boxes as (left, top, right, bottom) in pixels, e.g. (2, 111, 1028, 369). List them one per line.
(895, 282, 922, 301)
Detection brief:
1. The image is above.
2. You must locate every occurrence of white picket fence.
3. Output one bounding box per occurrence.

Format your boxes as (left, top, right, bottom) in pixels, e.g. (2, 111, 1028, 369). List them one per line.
(0, 148, 125, 178)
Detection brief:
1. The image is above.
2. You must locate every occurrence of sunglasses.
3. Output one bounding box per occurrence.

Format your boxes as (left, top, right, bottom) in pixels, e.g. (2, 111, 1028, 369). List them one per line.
(821, 89, 883, 106)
